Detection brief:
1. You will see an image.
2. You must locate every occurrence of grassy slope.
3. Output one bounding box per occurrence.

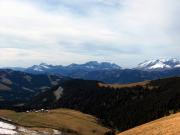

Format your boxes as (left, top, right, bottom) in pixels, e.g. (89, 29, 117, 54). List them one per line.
(98, 81, 149, 89)
(0, 109, 109, 135)
(118, 112, 180, 135)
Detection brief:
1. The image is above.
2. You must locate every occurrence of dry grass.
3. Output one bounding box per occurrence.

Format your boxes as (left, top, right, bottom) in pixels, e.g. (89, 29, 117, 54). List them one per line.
(98, 81, 149, 89)
(0, 109, 109, 135)
(118, 112, 180, 135)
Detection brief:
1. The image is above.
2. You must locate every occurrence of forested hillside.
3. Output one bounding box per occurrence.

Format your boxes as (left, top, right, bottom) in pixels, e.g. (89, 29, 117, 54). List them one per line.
(26, 77, 180, 132)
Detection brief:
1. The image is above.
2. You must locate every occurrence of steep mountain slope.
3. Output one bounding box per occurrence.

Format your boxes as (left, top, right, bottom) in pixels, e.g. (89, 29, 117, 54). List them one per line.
(118, 112, 180, 135)
(26, 77, 180, 132)
(0, 69, 66, 108)
(136, 58, 180, 70)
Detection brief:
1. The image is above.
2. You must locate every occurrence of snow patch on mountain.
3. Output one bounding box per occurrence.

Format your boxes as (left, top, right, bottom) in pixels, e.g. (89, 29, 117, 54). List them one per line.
(137, 58, 180, 70)
(175, 64, 180, 68)
(25, 61, 121, 73)
(149, 63, 171, 69)
(29, 63, 52, 72)
(39, 63, 51, 69)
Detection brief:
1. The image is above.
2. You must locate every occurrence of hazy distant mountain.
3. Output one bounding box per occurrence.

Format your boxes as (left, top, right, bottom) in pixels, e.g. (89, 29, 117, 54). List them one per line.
(136, 58, 180, 71)
(2, 67, 26, 72)
(2, 59, 180, 84)
(25, 63, 57, 73)
(68, 68, 180, 83)
(25, 61, 121, 75)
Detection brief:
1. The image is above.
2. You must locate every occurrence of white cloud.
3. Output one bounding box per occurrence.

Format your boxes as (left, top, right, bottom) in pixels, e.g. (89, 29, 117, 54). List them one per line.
(0, 48, 104, 67)
(0, 0, 179, 67)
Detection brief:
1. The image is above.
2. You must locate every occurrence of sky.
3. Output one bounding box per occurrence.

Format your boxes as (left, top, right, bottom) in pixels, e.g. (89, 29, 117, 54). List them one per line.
(0, 0, 179, 68)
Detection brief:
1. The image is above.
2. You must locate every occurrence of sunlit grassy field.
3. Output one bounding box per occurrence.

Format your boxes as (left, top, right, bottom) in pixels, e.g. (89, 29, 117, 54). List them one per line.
(98, 81, 149, 89)
(0, 109, 109, 135)
(118, 112, 180, 135)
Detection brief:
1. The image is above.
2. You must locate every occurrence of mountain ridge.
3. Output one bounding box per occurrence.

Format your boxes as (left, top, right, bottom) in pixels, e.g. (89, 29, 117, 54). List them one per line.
(2, 59, 180, 84)
(0, 69, 67, 108)
(136, 58, 180, 71)
(4, 58, 180, 72)
(25, 61, 121, 74)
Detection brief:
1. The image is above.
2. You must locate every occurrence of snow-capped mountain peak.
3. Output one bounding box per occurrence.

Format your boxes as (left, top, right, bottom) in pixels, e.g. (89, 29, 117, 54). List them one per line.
(39, 63, 51, 69)
(137, 58, 180, 70)
(30, 63, 52, 72)
(67, 61, 121, 70)
(25, 61, 121, 74)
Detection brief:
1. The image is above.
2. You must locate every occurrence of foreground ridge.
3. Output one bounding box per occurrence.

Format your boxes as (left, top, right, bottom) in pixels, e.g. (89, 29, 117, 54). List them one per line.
(118, 112, 180, 135)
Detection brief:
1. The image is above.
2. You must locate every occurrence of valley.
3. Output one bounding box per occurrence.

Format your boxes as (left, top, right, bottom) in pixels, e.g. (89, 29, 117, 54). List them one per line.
(0, 60, 180, 135)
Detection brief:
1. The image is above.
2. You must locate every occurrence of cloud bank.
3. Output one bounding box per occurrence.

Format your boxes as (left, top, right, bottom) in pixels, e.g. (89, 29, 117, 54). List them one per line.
(0, 0, 179, 67)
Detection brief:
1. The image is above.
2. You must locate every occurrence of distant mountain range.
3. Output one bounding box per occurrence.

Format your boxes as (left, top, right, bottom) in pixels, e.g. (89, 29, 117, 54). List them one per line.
(24, 61, 121, 74)
(2, 58, 180, 84)
(7, 58, 180, 73)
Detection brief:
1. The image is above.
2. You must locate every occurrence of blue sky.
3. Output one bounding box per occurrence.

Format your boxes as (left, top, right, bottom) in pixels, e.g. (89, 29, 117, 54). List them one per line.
(0, 0, 179, 67)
